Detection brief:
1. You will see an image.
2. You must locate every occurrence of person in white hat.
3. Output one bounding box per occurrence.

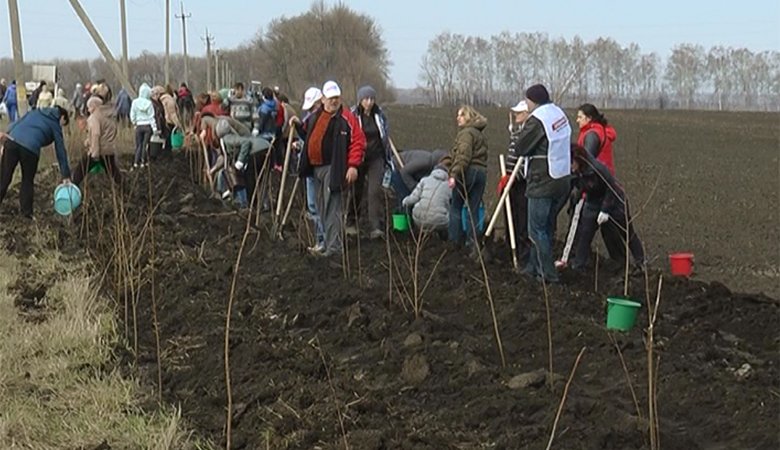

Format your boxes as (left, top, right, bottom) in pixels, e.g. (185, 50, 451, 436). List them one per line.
(497, 99, 532, 266)
(295, 81, 366, 258)
(290, 87, 326, 252)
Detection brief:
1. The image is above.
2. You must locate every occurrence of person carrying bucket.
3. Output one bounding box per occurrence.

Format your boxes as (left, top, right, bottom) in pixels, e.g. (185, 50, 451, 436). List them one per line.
(0, 106, 72, 218)
(71, 97, 122, 187)
(568, 144, 644, 272)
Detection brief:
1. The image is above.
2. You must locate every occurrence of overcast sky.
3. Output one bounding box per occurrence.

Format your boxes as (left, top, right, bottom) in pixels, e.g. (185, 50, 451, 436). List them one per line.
(1, 0, 778, 88)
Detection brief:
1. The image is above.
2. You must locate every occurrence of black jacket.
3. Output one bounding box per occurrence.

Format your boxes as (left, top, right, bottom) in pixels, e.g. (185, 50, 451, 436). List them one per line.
(573, 155, 626, 216)
(509, 115, 569, 199)
(297, 105, 365, 193)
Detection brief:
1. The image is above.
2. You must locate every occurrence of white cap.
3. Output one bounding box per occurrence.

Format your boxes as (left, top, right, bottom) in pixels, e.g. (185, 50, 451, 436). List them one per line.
(322, 80, 341, 99)
(510, 100, 529, 113)
(302, 87, 323, 110)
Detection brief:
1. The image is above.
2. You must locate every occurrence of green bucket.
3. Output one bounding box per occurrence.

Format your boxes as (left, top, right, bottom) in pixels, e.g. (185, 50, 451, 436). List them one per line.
(606, 297, 642, 331)
(171, 127, 184, 149)
(392, 213, 410, 232)
(88, 159, 105, 174)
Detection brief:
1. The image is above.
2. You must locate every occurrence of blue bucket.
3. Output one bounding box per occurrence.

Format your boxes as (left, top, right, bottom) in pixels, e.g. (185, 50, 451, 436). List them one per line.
(461, 202, 485, 233)
(53, 183, 82, 216)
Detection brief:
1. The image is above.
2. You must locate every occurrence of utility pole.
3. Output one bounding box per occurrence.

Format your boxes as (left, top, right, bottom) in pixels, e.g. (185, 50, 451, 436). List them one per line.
(164, 0, 170, 86)
(68, 0, 136, 96)
(214, 49, 220, 90)
(202, 28, 214, 91)
(175, 2, 191, 85)
(7, 0, 27, 116)
(119, 0, 128, 78)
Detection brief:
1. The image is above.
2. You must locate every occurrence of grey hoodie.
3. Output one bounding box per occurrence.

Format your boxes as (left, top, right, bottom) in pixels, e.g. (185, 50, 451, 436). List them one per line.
(402, 167, 451, 229)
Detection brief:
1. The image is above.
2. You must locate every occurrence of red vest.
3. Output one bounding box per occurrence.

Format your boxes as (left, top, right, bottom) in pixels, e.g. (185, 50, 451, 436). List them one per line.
(275, 101, 285, 129)
(577, 122, 616, 175)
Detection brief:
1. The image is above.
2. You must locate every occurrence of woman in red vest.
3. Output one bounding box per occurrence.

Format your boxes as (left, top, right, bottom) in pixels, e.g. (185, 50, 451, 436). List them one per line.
(575, 104, 616, 175)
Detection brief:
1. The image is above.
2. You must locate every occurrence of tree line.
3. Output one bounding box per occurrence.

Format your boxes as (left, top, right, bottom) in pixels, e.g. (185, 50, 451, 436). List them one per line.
(0, 1, 392, 105)
(418, 31, 780, 111)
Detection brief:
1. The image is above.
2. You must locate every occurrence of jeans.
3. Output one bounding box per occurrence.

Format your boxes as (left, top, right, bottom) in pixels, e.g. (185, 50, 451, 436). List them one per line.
(448, 167, 486, 244)
(526, 196, 561, 282)
(306, 177, 325, 246)
(0, 140, 40, 217)
(134, 125, 152, 165)
(390, 169, 411, 211)
(6, 103, 18, 122)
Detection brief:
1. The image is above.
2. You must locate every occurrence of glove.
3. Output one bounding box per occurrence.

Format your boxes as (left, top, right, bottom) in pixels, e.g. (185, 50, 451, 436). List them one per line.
(496, 174, 510, 195)
(597, 212, 610, 225)
(234, 160, 245, 171)
(251, 128, 259, 137)
(401, 196, 412, 207)
(448, 177, 456, 189)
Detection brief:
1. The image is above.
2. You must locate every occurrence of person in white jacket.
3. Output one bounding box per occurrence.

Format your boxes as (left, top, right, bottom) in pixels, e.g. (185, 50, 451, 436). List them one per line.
(402, 165, 451, 231)
(130, 83, 157, 169)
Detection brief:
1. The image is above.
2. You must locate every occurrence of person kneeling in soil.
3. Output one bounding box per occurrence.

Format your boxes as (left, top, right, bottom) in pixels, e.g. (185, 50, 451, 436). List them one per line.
(215, 118, 272, 208)
(402, 164, 451, 234)
(0, 106, 72, 218)
(568, 144, 645, 271)
(72, 97, 122, 187)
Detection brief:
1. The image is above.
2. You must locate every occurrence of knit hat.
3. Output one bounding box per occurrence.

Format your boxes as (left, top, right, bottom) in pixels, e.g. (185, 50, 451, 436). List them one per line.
(302, 87, 323, 110)
(322, 80, 341, 99)
(525, 84, 550, 105)
(357, 85, 376, 101)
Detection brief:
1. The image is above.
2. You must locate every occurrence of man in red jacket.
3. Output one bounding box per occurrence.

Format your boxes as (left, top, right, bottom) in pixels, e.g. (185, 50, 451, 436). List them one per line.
(296, 80, 366, 257)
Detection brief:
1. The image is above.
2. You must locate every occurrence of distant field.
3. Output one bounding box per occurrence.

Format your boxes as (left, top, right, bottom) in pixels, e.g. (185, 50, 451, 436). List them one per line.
(387, 106, 780, 298)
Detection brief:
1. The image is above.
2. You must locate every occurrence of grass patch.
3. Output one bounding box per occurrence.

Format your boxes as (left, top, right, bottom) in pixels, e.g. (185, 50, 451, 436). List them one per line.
(0, 242, 211, 449)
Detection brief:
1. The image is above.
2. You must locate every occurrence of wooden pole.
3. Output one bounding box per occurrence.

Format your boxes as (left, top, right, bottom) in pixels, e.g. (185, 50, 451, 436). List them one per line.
(275, 127, 296, 220)
(7, 0, 28, 117)
(175, 2, 191, 85)
(499, 155, 518, 270)
(67, 0, 136, 97)
(165, 0, 171, 86)
(203, 28, 213, 91)
(119, 0, 129, 79)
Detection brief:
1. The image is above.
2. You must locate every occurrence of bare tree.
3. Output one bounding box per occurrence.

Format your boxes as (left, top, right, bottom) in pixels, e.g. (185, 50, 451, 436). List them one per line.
(665, 43, 706, 109)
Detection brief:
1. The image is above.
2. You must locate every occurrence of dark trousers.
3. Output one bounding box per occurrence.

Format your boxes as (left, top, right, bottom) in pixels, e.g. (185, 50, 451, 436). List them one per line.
(505, 177, 530, 265)
(0, 140, 40, 217)
(134, 125, 152, 165)
(348, 154, 386, 231)
(390, 169, 412, 211)
(71, 154, 122, 186)
(572, 204, 645, 269)
(449, 167, 486, 244)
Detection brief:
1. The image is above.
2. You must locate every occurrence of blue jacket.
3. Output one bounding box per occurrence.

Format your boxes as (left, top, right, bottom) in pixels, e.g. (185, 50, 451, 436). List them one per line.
(2, 84, 17, 106)
(8, 108, 71, 178)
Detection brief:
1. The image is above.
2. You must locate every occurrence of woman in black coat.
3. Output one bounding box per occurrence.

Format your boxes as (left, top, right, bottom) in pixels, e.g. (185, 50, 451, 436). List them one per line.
(569, 144, 645, 271)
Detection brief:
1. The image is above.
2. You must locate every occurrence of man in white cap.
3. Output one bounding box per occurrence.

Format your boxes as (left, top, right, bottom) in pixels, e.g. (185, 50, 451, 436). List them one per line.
(496, 99, 532, 266)
(296, 81, 366, 258)
(291, 87, 326, 252)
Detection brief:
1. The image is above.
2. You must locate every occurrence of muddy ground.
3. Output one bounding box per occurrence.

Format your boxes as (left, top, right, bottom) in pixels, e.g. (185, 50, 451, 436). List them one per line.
(1, 107, 777, 449)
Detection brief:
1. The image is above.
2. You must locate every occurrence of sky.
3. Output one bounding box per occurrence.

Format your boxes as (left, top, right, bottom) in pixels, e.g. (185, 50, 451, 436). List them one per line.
(1, 0, 779, 88)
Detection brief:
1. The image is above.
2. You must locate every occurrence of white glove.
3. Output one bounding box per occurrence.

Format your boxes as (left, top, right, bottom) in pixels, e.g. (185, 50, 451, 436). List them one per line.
(251, 128, 259, 137)
(401, 196, 412, 208)
(234, 160, 245, 171)
(597, 212, 610, 225)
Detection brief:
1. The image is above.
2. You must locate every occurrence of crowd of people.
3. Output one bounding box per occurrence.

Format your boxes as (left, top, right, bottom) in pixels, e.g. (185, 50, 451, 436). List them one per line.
(0, 76, 645, 283)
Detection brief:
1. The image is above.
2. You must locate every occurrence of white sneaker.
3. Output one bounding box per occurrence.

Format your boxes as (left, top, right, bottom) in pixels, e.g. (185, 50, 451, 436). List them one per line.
(307, 243, 326, 255)
(345, 225, 358, 236)
(221, 190, 231, 200)
(554, 259, 567, 270)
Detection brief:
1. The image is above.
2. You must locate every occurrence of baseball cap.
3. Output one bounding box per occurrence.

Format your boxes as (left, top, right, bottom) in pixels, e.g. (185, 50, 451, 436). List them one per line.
(510, 100, 529, 113)
(322, 80, 341, 99)
(302, 87, 323, 110)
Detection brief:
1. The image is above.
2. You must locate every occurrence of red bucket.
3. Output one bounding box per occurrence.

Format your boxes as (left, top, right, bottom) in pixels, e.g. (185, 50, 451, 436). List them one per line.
(669, 253, 694, 277)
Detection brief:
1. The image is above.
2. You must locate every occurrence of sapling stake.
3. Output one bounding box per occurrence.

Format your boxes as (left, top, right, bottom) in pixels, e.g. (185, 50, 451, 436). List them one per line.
(274, 127, 296, 227)
(498, 155, 518, 270)
(545, 347, 586, 450)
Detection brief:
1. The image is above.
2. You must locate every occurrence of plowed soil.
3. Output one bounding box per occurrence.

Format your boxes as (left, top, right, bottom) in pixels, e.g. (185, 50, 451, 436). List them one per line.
(1, 107, 777, 449)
